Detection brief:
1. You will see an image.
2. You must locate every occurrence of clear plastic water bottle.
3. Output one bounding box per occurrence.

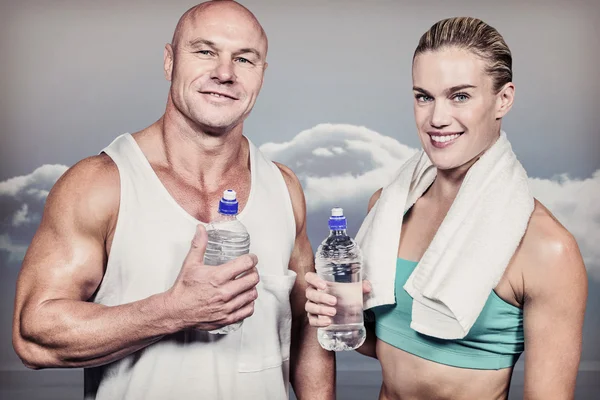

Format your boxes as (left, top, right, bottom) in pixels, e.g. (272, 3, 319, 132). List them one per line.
(315, 207, 366, 351)
(204, 189, 251, 334)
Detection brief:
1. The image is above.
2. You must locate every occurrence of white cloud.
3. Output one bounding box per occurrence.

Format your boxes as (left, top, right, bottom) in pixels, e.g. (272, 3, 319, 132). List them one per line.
(260, 123, 418, 211)
(0, 164, 68, 198)
(12, 204, 32, 227)
(261, 123, 600, 281)
(312, 148, 335, 157)
(1, 125, 598, 283)
(0, 234, 28, 263)
(0, 164, 69, 264)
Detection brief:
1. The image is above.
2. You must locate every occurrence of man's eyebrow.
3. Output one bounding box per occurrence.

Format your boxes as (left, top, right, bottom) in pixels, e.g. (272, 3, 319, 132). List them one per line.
(187, 38, 216, 48)
(186, 39, 262, 59)
(235, 48, 262, 59)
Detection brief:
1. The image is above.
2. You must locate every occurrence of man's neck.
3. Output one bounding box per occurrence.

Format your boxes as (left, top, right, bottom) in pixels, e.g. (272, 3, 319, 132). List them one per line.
(155, 108, 248, 191)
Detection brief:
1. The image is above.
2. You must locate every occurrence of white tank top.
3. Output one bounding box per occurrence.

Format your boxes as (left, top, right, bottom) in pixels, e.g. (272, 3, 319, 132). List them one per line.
(84, 133, 297, 400)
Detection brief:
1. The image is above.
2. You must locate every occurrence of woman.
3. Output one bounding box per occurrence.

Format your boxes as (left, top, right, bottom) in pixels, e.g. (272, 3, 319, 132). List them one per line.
(305, 17, 587, 400)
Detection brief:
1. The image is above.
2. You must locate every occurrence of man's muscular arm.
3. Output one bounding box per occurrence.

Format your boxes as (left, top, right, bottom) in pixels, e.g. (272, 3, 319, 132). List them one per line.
(13, 155, 259, 369)
(276, 162, 336, 400)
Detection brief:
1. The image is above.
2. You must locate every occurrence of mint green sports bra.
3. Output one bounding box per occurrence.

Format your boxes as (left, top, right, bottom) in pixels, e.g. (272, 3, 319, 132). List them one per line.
(372, 258, 524, 370)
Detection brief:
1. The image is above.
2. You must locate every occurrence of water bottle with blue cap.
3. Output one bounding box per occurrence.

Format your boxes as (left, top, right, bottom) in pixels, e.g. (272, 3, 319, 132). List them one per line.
(204, 189, 251, 334)
(315, 207, 366, 351)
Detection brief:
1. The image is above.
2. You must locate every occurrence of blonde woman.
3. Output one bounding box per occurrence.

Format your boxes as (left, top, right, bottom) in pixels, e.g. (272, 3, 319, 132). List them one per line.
(305, 17, 587, 400)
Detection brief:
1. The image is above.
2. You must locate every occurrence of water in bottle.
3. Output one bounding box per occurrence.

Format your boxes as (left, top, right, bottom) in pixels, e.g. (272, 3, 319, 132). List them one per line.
(204, 189, 251, 334)
(315, 207, 366, 351)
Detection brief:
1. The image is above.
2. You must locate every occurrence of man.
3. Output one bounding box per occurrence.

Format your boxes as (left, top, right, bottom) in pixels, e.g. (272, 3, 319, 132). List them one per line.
(12, 1, 334, 399)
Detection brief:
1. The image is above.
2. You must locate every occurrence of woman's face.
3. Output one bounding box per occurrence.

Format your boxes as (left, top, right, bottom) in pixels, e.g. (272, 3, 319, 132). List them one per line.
(412, 47, 514, 171)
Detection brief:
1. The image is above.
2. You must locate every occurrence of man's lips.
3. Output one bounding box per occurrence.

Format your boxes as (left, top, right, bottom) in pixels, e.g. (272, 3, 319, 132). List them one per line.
(199, 91, 238, 100)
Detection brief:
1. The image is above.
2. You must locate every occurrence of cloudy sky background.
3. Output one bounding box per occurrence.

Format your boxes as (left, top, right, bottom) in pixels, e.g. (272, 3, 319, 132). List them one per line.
(1, 0, 599, 396)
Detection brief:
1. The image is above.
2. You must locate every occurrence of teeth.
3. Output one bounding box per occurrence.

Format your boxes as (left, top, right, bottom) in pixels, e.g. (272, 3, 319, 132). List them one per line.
(209, 93, 223, 98)
(431, 133, 461, 143)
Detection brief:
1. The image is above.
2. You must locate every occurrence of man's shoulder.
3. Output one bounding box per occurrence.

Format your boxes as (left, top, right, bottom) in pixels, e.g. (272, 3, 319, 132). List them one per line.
(246, 137, 297, 185)
(56, 154, 119, 194)
(272, 162, 304, 204)
(272, 162, 301, 189)
(46, 154, 120, 223)
(271, 162, 306, 229)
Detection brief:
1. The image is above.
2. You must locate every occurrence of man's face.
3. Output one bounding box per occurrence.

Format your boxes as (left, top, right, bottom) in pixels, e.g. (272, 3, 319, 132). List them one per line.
(164, 5, 268, 134)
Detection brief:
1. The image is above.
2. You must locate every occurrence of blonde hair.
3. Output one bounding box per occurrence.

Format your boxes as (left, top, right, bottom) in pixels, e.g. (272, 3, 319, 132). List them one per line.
(414, 17, 512, 93)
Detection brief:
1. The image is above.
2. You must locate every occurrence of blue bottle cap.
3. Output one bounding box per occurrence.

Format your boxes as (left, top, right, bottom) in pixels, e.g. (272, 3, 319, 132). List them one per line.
(328, 207, 347, 230)
(218, 189, 239, 215)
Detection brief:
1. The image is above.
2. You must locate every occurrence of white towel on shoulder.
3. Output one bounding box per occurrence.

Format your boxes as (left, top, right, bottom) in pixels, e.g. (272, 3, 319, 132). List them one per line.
(356, 132, 534, 339)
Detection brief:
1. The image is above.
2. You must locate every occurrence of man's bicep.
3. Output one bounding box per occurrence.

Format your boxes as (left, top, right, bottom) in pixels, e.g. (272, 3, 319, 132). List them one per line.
(288, 229, 315, 282)
(286, 239, 312, 318)
(16, 157, 118, 311)
(286, 200, 314, 319)
(18, 215, 106, 306)
(275, 162, 314, 315)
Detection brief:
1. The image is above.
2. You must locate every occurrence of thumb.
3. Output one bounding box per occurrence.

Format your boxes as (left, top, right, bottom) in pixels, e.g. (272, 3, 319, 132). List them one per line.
(184, 224, 208, 266)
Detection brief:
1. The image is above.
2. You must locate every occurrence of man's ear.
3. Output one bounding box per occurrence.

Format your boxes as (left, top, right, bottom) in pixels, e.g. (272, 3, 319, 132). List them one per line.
(164, 44, 174, 81)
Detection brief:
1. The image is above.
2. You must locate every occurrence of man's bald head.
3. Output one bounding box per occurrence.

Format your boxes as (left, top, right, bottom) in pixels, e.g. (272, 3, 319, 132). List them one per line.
(162, 1, 269, 135)
(171, 1, 268, 57)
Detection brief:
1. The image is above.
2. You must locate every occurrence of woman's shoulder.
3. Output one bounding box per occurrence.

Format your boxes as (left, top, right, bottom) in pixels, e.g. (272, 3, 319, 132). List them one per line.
(517, 199, 587, 299)
(524, 200, 579, 257)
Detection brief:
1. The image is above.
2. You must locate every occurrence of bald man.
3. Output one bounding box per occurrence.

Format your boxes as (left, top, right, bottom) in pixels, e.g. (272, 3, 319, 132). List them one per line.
(12, 1, 334, 399)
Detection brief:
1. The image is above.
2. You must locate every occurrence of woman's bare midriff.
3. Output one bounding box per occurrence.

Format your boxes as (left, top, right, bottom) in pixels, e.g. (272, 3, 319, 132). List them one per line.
(376, 340, 514, 400)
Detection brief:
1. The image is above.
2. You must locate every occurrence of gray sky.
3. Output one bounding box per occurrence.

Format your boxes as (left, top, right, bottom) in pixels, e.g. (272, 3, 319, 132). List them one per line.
(1, 0, 599, 180)
(0, 0, 598, 394)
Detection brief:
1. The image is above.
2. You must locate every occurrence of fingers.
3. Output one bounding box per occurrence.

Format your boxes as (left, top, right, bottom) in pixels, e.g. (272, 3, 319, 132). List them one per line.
(228, 300, 255, 325)
(307, 313, 332, 327)
(219, 267, 260, 301)
(216, 254, 259, 283)
(205, 297, 257, 330)
(223, 286, 258, 315)
(304, 285, 336, 328)
(304, 298, 336, 317)
(305, 272, 327, 290)
(305, 286, 336, 306)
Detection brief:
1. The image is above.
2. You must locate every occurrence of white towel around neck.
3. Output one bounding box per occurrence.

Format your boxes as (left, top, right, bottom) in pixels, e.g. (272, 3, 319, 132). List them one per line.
(356, 132, 534, 339)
